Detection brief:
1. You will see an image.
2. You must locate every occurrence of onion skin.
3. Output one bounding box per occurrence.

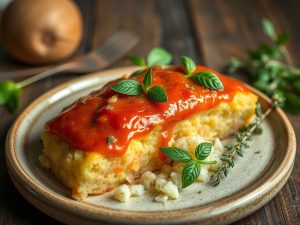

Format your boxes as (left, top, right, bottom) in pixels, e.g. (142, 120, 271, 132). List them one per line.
(1, 0, 83, 65)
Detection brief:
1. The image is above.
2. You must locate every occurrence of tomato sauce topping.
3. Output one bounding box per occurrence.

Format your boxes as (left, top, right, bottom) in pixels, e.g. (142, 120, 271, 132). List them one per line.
(46, 66, 252, 157)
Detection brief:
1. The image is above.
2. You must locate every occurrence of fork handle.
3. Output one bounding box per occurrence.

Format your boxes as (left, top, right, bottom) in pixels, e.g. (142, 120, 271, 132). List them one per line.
(17, 63, 76, 88)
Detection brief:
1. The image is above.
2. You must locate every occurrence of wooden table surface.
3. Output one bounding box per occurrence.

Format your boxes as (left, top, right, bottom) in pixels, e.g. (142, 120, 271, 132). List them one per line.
(0, 0, 299, 224)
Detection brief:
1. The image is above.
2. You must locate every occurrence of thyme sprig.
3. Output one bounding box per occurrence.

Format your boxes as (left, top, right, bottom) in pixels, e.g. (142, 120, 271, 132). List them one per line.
(210, 92, 283, 186)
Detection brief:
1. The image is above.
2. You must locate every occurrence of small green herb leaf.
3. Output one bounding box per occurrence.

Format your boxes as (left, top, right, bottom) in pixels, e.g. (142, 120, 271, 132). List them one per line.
(276, 32, 289, 45)
(292, 80, 300, 95)
(191, 71, 224, 90)
(0, 80, 21, 112)
(147, 48, 172, 66)
(106, 105, 114, 110)
(112, 80, 143, 95)
(147, 86, 168, 102)
(195, 142, 212, 160)
(262, 18, 276, 40)
(283, 91, 300, 114)
(228, 57, 244, 74)
(126, 55, 146, 66)
(107, 135, 116, 145)
(131, 69, 145, 76)
(182, 161, 201, 188)
(181, 56, 196, 76)
(160, 147, 192, 163)
(143, 66, 153, 91)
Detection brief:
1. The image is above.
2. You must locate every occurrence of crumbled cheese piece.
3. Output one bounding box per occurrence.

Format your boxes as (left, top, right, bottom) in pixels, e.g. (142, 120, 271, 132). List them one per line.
(140, 171, 156, 190)
(174, 135, 206, 152)
(156, 173, 167, 180)
(114, 135, 225, 204)
(170, 172, 182, 188)
(114, 184, 131, 202)
(161, 164, 173, 176)
(214, 138, 224, 152)
(161, 181, 179, 199)
(206, 139, 225, 171)
(108, 95, 118, 103)
(129, 184, 144, 197)
(197, 165, 209, 182)
(155, 178, 167, 192)
(155, 194, 168, 203)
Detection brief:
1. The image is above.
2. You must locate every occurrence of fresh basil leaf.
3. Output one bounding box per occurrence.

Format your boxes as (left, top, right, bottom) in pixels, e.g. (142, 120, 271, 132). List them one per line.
(147, 86, 168, 102)
(262, 18, 276, 40)
(276, 32, 289, 45)
(112, 80, 143, 95)
(182, 161, 201, 188)
(126, 55, 146, 66)
(195, 142, 212, 160)
(160, 147, 192, 163)
(143, 66, 153, 91)
(191, 72, 224, 90)
(147, 48, 172, 66)
(181, 56, 196, 76)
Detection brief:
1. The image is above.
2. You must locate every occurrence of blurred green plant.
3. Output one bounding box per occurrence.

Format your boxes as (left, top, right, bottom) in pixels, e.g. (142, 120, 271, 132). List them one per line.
(228, 18, 300, 114)
(0, 80, 21, 112)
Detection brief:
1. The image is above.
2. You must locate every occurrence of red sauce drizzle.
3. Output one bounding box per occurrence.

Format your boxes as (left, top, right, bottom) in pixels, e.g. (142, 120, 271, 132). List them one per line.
(46, 66, 252, 157)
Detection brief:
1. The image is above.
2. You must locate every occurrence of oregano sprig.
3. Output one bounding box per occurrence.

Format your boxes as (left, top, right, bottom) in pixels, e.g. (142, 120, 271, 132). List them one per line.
(160, 142, 217, 188)
(111, 66, 168, 103)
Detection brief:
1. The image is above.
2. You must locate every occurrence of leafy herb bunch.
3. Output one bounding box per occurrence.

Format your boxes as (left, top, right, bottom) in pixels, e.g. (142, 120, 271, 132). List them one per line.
(228, 18, 300, 114)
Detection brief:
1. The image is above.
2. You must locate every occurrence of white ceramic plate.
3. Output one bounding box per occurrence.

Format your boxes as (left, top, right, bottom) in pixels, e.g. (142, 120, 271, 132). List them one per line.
(6, 67, 296, 225)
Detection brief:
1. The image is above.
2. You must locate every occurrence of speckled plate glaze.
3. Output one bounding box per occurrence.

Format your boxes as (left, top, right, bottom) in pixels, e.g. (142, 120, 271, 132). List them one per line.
(6, 67, 296, 225)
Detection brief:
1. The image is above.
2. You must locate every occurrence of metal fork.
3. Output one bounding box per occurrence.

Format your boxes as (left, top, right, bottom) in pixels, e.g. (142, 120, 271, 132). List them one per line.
(17, 31, 139, 88)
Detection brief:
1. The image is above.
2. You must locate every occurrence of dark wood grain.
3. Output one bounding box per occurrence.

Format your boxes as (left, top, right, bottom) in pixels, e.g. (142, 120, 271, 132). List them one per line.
(0, 0, 299, 224)
(188, 0, 300, 224)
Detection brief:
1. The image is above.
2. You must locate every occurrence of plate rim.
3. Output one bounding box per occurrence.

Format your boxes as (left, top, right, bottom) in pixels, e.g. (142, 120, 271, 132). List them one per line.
(5, 66, 297, 224)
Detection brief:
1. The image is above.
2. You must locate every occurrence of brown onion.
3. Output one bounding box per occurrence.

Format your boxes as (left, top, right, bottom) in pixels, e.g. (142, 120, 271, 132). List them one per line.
(1, 0, 83, 65)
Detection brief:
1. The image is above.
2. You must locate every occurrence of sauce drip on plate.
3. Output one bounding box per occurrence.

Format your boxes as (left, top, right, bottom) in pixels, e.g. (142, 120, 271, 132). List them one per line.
(46, 66, 251, 157)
